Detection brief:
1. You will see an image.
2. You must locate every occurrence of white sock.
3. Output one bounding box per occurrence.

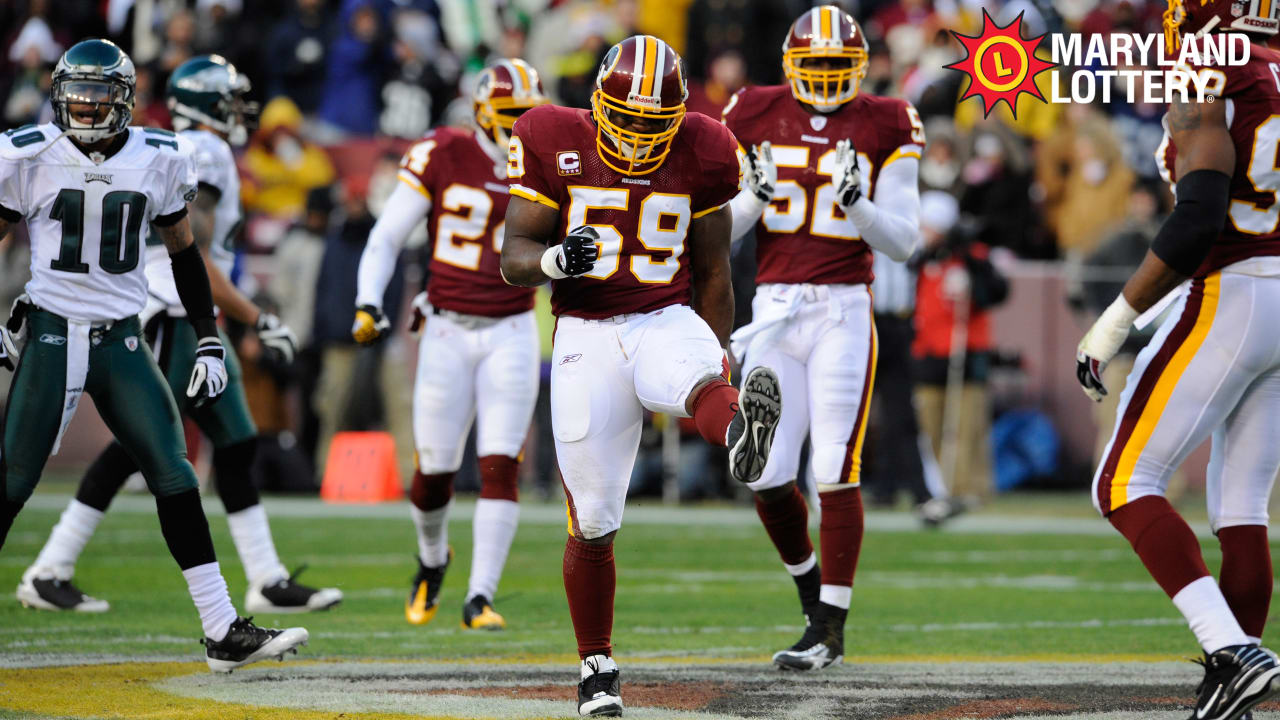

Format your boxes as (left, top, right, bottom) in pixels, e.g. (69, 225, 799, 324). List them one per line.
(819, 584, 852, 610)
(411, 498, 452, 568)
(182, 562, 238, 642)
(226, 504, 287, 587)
(30, 499, 103, 579)
(783, 553, 817, 577)
(1249, 636, 1263, 645)
(1172, 576, 1251, 653)
(467, 498, 519, 602)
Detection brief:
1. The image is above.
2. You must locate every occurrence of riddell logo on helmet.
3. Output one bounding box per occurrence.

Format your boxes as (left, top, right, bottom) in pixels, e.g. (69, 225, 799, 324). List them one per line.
(626, 93, 662, 110)
(946, 9, 1249, 118)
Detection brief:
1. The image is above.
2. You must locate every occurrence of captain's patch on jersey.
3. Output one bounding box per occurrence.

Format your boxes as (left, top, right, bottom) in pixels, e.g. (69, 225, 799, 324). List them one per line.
(557, 151, 581, 176)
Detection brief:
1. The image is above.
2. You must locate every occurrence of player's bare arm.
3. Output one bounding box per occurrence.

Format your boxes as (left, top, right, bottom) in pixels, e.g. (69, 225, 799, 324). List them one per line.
(688, 204, 734, 347)
(500, 195, 563, 287)
(1075, 96, 1233, 401)
(189, 187, 260, 326)
(155, 213, 196, 254)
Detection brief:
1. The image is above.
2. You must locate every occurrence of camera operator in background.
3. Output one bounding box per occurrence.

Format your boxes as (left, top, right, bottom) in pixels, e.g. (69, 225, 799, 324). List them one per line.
(912, 191, 1009, 512)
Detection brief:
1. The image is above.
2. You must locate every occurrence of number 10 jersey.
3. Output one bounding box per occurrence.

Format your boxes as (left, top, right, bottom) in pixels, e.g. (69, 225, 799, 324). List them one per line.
(0, 124, 197, 322)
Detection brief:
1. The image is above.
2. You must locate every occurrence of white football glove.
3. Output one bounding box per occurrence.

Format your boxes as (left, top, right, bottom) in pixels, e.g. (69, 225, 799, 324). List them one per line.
(7, 292, 31, 340)
(743, 142, 776, 203)
(186, 337, 228, 408)
(255, 312, 297, 365)
(834, 139, 863, 209)
(0, 326, 17, 373)
(1075, 295, 1139, 402)
(408, 292, 430, 335)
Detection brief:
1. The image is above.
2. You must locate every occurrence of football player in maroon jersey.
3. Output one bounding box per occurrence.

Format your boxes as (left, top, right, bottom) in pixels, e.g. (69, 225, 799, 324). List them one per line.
(353, 59, 547, 631)
(720, 5, 924, 671)
(500, 35, 782, 717)
(1075, 1, 1280, 716)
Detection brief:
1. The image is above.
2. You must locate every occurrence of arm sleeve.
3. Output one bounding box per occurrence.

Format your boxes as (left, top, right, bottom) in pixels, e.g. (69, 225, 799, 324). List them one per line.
(170, 243, 218, 338)
(356, 179, 432, 308)
(847, 156, 920, 262)
(1150, 169, 1231, 276)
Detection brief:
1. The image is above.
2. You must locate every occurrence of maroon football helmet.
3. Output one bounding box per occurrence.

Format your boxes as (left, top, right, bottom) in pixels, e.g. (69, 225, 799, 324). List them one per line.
(783, 5, 869, 112)
(591, 35, 688, 176)
(473, 58, 547, 147)
(1164, 0, 1279, 54)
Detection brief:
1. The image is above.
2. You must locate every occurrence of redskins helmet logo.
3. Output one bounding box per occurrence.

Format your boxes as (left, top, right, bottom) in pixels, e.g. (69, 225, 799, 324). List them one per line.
(475, 70, 494, 100)
(598, 46, 621, 86)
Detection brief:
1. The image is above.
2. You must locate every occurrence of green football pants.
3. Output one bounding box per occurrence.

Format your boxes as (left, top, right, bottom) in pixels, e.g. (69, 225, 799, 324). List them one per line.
(147, 314, 256, 448)
(2, 309, 197, 504)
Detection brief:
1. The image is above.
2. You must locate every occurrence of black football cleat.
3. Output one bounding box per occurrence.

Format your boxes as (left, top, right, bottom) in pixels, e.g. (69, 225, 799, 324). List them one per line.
(727, 367, 782, 485)
(406, 550, 450, 626)
(1189, 644, 1280, 720)
(461, 594, 506, 630)
(578, 654, 622, 717)
(201, 616, 308, 673)
(16, 575, 108, 613)
(245, 565, 343, 614)
(773, 601, 847, 671)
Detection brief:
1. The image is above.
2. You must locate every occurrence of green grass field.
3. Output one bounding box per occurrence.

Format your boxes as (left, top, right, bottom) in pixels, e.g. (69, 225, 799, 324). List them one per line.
(0, 487, 1274, 719)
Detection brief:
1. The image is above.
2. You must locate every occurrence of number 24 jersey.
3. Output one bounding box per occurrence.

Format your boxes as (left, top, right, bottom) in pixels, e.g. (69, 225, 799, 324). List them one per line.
(508, 105, 741, 319)
(0, 124, 197, 322)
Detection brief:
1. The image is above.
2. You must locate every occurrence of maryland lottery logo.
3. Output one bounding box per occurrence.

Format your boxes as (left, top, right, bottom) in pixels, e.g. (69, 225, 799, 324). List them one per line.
(946, 11, 1054, 117)
(946, 10, 1250, 118)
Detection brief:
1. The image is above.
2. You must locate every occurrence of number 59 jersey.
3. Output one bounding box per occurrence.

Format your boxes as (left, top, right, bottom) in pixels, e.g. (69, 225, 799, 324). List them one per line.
(1158, 43, 1280, 276)
(0, 124, 197, 323)
(508, 105, 741, 319)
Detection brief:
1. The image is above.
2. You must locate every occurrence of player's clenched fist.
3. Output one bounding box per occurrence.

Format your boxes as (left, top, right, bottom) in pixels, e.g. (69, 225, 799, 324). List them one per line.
(541, 225, 600, 279)
(352, 304, 390, 345)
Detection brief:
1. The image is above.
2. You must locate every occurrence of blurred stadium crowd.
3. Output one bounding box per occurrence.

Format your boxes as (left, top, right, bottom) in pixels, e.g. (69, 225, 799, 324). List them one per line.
(0, 0, 1180, 508)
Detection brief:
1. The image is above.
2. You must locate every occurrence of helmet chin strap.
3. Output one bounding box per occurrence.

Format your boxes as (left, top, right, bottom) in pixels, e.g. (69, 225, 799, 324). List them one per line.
(171, 101, 240, 142)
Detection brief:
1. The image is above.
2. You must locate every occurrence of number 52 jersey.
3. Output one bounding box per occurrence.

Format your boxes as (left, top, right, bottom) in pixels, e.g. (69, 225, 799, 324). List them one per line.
(0, 123, 197, 323)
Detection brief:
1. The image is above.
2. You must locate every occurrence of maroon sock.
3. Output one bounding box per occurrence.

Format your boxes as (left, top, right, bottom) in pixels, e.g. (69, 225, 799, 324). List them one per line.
(754, 485, 814, 566)
(478, 455, 519, 502)
(818, 486, 864, 587)
(409, 470, 454, 512)
(1109, 495, 1210, 599)
(1219, 525, 1272, 639)
(563, 536, 615, 659)
(690, 381, 739, 447)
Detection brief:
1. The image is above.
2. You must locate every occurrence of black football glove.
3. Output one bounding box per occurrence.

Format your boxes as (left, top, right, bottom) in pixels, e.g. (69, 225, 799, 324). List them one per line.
(559, 226, 601, 277)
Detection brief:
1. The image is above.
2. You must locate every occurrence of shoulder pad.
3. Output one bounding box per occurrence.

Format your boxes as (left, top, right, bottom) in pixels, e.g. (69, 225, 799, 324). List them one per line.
(0, 123, 60, 159)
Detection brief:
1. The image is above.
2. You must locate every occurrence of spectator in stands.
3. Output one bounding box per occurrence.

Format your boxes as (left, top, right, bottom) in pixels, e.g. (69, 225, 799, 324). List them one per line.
(919, 118, 962, 195)
(318, 0, 392, 136)
(3, 11, 60, 126)
(130, 64, 170, 128)
(686, 50, 746, 118)
(242, 96, 337, 219)
(1048, 112, 1135, 260)
(266, 0, 333, 114)
(380, 6, 457, 139)
(158, 8, 197, 73)
(913, 191, 1010, 508)
(958, 129, 1044, 257)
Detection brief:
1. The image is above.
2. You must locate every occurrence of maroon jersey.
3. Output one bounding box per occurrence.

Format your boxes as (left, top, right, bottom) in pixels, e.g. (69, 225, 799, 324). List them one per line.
(722, 85, 924, 286)
(398, 126, 534, 317)
(509, 105, 741, 319)
(1158, 43, 1280, 276)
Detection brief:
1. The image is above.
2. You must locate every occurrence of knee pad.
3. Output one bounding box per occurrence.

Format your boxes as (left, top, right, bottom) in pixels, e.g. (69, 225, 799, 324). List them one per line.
(410, 470, 454, 511)
(478, 455, 519, 502)
(212, 438, 261, 514)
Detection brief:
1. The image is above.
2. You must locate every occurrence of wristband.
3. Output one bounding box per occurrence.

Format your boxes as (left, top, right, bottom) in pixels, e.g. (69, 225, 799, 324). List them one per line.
(541, 245, 567, 280)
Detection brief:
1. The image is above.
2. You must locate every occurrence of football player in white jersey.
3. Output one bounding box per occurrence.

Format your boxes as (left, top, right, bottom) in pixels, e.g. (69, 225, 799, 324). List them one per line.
(17, 55, 342, 616)
(0, 39, 306, 672)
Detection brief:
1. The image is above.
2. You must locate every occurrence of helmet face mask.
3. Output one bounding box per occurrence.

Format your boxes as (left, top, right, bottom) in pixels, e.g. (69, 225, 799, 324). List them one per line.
(783, 5, 868, 113)
(51, 39, 135, 144)
(473, 59, 547, 149)
(168, 55, 257, 146)
(591, 36, 688, 176)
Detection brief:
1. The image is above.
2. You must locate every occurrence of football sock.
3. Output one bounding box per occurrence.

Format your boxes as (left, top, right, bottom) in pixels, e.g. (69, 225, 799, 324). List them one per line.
(754, 484, 814, 566)
(1173, 576, 1251, 653)
(690, 380, 739, 447)
(1218, 524, 1271, 642)
(182, 561, 237, 642)
(0, 498, 21, 550)
(1109, 496, 1211, 598)
(155, 488, 217, 570)
(793, 564, 822, 611)
(212, 439, 261, 514)
(227, 504, 287, 587)
(30, 498, 103, 577)
(75, 442, 137, 512)
(409, 471, 454, 568)
(818, 485, 864, 611)
(563, 536, 615, 659)
(469, 455, 520, 603)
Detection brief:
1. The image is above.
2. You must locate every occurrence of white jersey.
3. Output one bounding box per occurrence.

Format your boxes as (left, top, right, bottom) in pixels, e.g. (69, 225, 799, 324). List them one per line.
(144, 128, 240, 316)
(0, 123, 197, 323)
